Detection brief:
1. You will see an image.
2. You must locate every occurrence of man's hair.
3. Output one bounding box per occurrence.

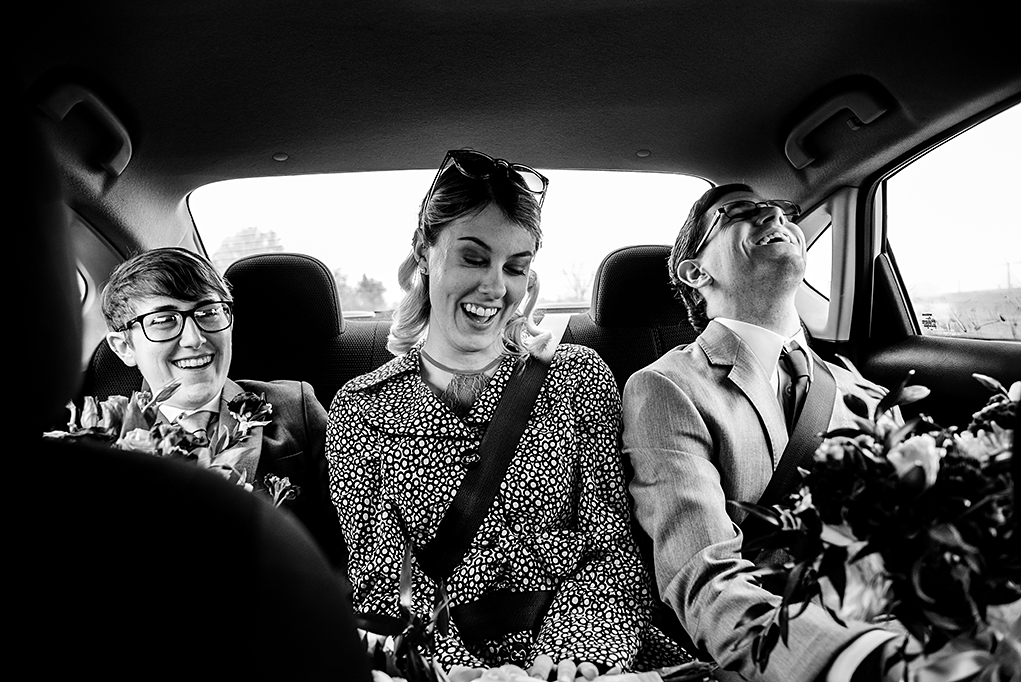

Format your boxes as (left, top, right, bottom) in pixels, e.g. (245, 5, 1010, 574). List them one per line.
(668, 183, 753, 332)
(101, 247, 233, 331)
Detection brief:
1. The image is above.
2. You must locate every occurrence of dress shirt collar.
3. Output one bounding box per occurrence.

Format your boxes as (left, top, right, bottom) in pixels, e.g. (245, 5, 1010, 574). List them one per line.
(714, 318, 813, 393)
(159, 390, 223, 425)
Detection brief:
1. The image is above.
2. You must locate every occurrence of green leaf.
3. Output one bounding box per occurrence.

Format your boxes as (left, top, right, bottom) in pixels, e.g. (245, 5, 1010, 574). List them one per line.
(820, 524, 857, 548)
(743, 529, 807, 555)
(781, 562, 809, 612)
(756, 622, 781, 672)
(843, 393, 870, 419)
(399, 541, 415, 614)
(736, 602, 776, 630)
(883, 416, 922, 450)
(849, 542, 880, 563)
(972, 373, 1008, 397)
(877, 370, 919, 417)
(821, 601, 846, 627)
(145, 378, 182, 409)
(897, 385, 931, 407)
(728, 500, 782, 527)
(820, 427, 868, 439)
(928, 523, 979, 554)
(732, 623, 764, 652)
(819, 545, 848, 607)
(911, 556, 938, 605)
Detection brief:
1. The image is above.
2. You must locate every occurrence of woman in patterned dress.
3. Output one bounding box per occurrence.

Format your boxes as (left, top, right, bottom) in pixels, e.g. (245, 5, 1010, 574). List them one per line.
(326, 150, 692, 679)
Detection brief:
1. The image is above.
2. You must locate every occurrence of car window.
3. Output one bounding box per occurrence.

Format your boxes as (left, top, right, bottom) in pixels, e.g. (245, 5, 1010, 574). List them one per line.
(804, 223, 833, 301)
(885, 103, 1020, 341)
(189, 170, 710, 314)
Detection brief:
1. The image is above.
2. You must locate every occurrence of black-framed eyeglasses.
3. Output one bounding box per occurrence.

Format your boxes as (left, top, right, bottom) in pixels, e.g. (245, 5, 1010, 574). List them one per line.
(694, 199, 801, 255)
(120, 301, 234, 342)
(423, 149, 549, 212)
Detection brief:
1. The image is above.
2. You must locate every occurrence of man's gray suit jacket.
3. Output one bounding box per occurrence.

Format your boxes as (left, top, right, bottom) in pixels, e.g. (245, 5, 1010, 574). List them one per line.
(623, 320, 882, 681)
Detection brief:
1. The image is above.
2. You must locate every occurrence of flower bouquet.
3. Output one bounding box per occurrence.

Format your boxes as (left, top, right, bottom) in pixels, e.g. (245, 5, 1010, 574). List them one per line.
(363, 542, 452, 682)
(731, 371, 1018, 681)
(44, 381, 299, 506)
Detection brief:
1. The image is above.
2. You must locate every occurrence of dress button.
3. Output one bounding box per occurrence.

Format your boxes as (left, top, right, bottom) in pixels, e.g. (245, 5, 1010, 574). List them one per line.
(458, 449, 481, 469)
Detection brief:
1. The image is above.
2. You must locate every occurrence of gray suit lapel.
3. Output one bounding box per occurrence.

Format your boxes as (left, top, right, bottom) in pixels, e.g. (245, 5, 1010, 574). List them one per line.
(699, 321, 788, 467)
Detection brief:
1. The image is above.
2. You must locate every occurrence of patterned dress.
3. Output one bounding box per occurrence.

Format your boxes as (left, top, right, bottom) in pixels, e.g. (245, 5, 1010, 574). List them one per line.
(326, 343, 689, 671)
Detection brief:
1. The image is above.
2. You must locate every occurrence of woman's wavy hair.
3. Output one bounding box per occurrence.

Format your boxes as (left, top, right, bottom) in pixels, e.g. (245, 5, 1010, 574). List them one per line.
(668, 183, 752, 333)
(388, 158, 544, 356)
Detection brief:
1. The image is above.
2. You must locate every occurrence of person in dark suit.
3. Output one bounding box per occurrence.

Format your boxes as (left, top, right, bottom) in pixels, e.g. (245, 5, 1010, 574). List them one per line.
(622, 184, 902, 681)
(14, 99, 369, 681)
(100, 247, 346, 568)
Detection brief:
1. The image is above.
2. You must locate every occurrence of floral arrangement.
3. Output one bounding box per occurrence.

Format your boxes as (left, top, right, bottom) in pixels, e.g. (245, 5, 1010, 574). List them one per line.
(364, 542, 452, 682)
(731, 372, 1019, 681)
(45, 380, 298, 506)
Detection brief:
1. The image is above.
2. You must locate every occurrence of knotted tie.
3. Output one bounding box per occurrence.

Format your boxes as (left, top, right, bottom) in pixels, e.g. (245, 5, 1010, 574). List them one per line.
(779, 341, 811, 433)
(178, 409, 217, 439)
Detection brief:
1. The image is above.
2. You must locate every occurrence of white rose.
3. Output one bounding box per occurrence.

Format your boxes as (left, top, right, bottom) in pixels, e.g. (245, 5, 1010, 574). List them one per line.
(887, 433, 941, 490)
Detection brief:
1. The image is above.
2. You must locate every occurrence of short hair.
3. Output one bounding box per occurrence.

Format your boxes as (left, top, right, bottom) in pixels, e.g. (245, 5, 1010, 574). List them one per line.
(101, 247, 233, 331)
(388, 154, 544, 355)
(668, 182, 753, 332)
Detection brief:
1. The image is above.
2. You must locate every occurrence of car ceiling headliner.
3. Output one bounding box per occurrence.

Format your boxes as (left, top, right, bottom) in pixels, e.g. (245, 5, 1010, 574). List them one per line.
(18, 0, 1021, 239)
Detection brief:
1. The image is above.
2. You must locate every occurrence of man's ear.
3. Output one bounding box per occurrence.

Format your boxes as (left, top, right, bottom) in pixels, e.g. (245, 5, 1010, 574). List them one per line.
(676, 258, 713, 289)
(106, 332, 138, 367)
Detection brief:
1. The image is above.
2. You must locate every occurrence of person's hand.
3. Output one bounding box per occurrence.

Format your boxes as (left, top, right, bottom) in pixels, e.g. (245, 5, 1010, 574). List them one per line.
(526, 656, 618, 681)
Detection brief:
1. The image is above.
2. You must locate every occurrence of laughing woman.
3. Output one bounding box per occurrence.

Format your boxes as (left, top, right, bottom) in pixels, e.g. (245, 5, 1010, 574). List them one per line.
(326, 150, 691, 679)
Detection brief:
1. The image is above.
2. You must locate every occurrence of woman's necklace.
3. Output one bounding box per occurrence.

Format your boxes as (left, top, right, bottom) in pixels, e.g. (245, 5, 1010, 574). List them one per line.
(420, 349, 502, 417)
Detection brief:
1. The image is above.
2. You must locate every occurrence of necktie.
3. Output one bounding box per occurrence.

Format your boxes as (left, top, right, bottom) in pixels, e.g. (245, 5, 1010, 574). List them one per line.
(779, 341, 811, 433)
(178, 409, 216, 438)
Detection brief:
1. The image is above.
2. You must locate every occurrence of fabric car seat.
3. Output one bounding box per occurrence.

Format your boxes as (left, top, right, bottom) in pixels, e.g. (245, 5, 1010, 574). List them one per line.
(224, 252, 394, 408)
(562, 244, 699, 392)
(14, 91, 372, 682)
(561, 244, 705, 657)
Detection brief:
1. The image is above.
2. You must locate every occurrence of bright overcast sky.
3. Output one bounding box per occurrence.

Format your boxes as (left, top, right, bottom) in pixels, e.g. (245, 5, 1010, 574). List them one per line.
(191, 104, 1019, 309)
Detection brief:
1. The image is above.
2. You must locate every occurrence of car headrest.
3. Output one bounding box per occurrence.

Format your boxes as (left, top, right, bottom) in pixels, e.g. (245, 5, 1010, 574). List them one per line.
(590, 245, 688, 328)
(225, 252, 344, 340)
(19, 100, 81, 432)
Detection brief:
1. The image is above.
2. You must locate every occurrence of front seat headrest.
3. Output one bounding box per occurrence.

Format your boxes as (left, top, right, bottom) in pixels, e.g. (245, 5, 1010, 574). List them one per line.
(19, 99, 81, 433)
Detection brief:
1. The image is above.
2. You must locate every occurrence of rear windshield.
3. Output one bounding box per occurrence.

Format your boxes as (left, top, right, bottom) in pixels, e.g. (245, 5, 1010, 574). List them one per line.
(189, 170, 710, 315)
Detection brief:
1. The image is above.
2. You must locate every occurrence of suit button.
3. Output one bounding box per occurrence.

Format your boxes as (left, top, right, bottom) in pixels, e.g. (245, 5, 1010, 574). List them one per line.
(458, 450, 481, 469)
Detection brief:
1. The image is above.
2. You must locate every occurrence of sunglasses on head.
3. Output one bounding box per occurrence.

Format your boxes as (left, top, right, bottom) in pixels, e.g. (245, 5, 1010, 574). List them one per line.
(694, 199, 801, 255)
(424, 149, 549, 210)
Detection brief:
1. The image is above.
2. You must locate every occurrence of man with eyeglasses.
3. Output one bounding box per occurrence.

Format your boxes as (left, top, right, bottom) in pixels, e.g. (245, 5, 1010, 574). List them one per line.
(102, 247, 346, 570)
(622, 185, 902, 681)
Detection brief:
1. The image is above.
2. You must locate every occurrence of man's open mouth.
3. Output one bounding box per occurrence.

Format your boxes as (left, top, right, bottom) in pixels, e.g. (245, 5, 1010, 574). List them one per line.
(755, 230, 794, 246)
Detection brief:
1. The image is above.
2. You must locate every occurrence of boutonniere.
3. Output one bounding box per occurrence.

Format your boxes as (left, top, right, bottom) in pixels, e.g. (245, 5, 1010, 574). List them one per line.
(228, 391, 274, 439)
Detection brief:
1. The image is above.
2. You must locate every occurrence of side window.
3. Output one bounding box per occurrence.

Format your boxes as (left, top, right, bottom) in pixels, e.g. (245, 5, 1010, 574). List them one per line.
(804, 224, 833, 301)
(885, 104, 1020, 341)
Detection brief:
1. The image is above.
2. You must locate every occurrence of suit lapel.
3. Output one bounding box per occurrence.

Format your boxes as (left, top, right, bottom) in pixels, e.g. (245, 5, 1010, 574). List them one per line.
(698, 321, 788, 467)
(219, 379, 265, 485)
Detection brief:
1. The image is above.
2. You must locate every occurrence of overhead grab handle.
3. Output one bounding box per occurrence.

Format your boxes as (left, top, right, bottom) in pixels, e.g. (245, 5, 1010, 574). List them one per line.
(784, 88, 888, 170)
(39, 83, 133, 177)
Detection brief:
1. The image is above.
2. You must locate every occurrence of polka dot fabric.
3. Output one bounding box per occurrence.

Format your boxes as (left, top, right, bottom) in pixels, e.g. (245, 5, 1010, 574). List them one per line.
(327, 343, 692, 671)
